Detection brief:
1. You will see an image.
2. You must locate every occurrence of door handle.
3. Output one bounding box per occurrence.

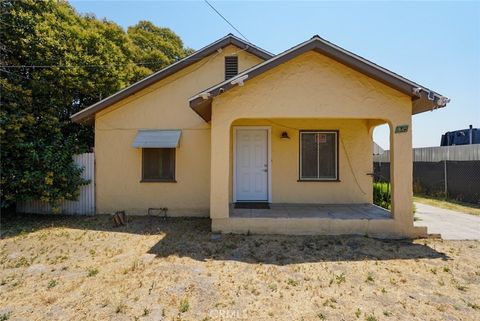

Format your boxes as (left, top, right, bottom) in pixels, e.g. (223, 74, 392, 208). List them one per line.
(263, 169, 268, 172)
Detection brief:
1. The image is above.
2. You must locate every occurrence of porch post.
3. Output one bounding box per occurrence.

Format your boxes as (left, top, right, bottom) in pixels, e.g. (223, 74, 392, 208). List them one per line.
(389, 120, 414, 235)
(210, 117, 231, 220)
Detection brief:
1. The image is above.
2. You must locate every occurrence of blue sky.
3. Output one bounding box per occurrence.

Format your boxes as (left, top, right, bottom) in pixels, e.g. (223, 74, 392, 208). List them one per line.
(71, 1, 480, 148)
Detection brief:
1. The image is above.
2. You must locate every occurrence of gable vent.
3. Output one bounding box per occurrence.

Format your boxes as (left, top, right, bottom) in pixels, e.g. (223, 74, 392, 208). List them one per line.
(225, 56, 238, 80)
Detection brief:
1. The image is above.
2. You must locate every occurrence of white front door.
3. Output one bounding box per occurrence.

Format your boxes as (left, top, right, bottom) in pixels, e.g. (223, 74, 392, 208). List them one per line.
(235, 129, 269, 201)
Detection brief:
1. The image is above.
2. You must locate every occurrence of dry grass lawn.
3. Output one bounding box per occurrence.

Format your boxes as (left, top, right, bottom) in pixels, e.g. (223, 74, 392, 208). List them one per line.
(1, 214, 479, 321)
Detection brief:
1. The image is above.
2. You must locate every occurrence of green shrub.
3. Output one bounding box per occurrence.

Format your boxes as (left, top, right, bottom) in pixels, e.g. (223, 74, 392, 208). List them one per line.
(373, 183, 417, 216)
(373, 182, 391, 210)
(1, 2, 192, 209)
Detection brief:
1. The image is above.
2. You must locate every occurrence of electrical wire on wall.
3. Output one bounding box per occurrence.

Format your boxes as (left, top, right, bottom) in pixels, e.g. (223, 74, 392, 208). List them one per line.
(70, 1, 259, 123)
(92, 42, 258, 122)
(265, 119, 303, 130)
(92, 47, 225, 122)
(249, 118, 369, 196)
(339, 136, 368, 195)
(98, 116, 370, 197)
(1, 40, 255, 70)
(95, 123, 210, 132)
(3, 1, 258, 126)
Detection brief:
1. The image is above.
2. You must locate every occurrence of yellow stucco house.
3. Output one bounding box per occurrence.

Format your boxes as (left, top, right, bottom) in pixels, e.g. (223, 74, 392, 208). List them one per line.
(72, 34, 449, 238)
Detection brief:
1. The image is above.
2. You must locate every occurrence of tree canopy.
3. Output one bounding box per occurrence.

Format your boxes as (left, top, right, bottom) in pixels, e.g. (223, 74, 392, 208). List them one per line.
(0, 0, 193, 208)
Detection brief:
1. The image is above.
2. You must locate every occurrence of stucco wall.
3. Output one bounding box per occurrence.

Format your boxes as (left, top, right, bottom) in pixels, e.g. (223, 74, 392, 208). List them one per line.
(230, 118, 373, 204)
(210, 50, 416, 236)
(94, 45, 264, 215)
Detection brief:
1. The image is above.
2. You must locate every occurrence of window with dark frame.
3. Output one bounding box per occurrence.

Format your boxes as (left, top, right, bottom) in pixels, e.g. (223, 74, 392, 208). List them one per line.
(299, 131, 338, 181)
(225, 56, 238, 80)
(142, 148, 175, 181)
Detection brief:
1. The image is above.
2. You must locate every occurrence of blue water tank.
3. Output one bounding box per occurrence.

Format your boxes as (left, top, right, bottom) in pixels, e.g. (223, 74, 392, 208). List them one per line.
(440, 125, 480, 146)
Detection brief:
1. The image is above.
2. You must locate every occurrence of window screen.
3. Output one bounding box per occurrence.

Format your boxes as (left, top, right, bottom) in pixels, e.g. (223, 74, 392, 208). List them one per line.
(300, 131, 338, 180)
(142, 148, 175, 181)
(225, 56, 238, 80)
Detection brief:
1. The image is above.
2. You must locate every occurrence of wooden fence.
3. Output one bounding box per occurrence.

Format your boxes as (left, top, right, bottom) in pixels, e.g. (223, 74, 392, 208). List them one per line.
(16, 153, 95, 215)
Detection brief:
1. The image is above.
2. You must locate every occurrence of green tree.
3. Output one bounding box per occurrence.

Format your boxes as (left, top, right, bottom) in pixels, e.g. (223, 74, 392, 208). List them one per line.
(0, 0, 192, 209)
(128, 21, 194, 76)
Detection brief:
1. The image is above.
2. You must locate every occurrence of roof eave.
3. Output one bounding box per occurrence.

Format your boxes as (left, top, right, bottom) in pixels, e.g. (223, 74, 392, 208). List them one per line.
(71, 34, 273, 123)
(191, 93, 449, 122)
(189, 36, 450, 122)
(412, 91, 449, 114)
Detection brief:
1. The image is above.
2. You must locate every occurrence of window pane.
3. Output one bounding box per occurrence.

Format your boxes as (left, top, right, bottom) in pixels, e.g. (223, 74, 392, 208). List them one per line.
(143, 148, 175, 180)
(301, 133, 318, 179)
(317, 133, 336, 179)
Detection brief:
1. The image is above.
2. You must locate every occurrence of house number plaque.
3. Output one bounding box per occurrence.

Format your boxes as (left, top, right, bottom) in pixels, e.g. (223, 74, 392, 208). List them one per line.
(395, 125, 409, 133)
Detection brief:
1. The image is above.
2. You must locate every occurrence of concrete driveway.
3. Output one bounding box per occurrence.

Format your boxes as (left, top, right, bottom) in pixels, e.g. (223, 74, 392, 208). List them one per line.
(414, 202, 480, 240)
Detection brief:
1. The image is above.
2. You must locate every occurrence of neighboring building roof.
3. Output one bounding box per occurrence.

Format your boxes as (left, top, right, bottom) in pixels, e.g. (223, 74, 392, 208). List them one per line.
(373, 142, 385, 155)
(189, 35, 450, 122)
(440, 125, 479, 146)
(71, 34, 273, 123)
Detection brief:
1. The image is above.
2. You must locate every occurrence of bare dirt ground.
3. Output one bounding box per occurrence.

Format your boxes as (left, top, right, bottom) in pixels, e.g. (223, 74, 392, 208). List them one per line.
(1, 214, 479, 321)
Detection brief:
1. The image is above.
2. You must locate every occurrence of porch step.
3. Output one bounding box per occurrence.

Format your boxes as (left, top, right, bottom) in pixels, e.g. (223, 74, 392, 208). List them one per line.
(213, 217, 424, 239)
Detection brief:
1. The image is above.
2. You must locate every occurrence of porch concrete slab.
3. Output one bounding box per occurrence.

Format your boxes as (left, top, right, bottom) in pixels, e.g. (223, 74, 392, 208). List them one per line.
(229, 205, 289, 218)
(287, 208, 331, 218)
(230, 203, 392, 220)
(229, 208, 252, 217)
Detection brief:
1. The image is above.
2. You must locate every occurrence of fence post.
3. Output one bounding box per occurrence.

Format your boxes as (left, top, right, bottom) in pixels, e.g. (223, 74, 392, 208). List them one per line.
(444, 160, 448, 198)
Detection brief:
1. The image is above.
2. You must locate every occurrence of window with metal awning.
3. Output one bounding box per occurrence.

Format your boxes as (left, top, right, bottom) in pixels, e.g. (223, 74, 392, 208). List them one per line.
(132, 130, 181, 182)
(132, 130, 181, 148)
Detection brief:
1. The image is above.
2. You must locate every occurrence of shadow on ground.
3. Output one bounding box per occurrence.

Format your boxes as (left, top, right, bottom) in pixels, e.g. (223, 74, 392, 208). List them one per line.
(1, 213, 449, 264)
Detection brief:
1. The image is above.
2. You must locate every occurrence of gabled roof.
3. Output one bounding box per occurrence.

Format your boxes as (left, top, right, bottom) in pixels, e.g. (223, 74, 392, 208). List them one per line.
(189, 35, 450, 122)
(71, 34, 273, 123)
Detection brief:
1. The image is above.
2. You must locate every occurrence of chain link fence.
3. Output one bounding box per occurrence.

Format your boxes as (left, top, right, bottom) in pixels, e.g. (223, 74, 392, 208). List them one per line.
(373, 145, 480, 204)
(373, 160, 480, 204)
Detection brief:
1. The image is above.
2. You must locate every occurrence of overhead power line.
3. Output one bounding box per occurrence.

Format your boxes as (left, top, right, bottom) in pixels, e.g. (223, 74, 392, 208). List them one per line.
(0, 46, 244, 69)
(203, 0, 250, 42)
(2, 2, 252, 70)
(0, 61, 169, 69)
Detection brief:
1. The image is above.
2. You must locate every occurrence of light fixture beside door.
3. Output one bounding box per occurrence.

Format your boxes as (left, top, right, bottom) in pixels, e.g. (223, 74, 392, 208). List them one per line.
(280, 131, 290, 140)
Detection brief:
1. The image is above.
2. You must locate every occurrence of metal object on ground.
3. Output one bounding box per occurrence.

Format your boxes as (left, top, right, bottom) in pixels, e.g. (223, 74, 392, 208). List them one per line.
(112, 211, 126, 226)
(148, 207, 168, 220)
